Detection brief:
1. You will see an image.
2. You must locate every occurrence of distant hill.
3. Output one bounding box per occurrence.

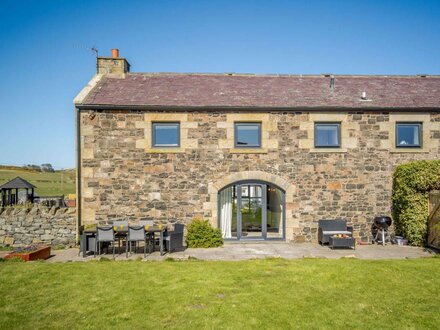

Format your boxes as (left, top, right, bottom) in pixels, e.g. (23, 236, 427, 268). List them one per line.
(0, 165, 75, 196)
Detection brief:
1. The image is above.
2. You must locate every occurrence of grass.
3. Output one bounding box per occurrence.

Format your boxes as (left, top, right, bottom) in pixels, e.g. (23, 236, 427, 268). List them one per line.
(0, 258, 439, 329)
(0, 166, 75, 196)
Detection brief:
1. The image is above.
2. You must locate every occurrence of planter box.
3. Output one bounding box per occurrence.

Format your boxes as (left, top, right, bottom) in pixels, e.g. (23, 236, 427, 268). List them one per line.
(5, 246, 51, 261)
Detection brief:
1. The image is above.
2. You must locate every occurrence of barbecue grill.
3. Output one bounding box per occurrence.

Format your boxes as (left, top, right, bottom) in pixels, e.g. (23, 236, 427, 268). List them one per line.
(373, 216, 392, 246)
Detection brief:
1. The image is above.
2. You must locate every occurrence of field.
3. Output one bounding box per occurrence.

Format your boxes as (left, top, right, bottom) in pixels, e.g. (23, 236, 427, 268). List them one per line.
(0, 166, 75, 196)
(0, 258, 439, 329)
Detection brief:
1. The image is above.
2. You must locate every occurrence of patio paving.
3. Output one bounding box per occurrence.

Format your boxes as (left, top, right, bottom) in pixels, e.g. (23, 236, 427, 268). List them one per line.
(3, 242, 433, 262)
(168, 242, 436, 261)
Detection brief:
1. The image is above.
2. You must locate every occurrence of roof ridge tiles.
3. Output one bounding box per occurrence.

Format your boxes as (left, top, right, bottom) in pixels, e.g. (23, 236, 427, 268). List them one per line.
(123, 72, 440, 78)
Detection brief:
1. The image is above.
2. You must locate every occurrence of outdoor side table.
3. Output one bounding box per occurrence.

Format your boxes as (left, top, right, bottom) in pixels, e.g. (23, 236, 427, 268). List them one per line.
(329, 236, 355, 250)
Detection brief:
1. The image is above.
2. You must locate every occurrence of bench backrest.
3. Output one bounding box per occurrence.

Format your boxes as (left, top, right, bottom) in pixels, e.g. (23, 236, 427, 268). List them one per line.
(318, 219, 347, 231)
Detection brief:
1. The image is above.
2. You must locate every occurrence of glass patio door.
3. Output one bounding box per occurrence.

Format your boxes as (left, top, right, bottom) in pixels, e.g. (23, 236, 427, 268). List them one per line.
(238, 183, 266, 239)
(219, 181, 285, 240)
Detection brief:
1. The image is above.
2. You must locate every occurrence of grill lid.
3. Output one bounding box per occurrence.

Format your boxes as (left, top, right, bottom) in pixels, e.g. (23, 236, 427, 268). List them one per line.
(374, 216, 392, 228)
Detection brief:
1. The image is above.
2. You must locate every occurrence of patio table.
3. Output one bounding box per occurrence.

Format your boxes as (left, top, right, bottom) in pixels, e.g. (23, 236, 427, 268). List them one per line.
(81, 226, 167, 257)
(329, 236, 355, 250)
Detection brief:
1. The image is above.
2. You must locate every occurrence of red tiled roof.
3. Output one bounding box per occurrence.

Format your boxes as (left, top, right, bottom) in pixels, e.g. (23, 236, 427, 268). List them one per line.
(78, 73, 440, 110)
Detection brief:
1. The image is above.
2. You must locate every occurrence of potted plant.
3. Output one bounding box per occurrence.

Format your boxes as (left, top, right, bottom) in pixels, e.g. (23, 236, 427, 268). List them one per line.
(4, 245, 51, 261)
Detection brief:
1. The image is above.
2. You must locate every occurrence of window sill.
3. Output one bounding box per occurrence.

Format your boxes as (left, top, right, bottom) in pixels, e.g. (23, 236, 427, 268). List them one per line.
(145, 148, 186, 154)
(390, 148, 429, 154)
(230, 148, 268, 154)
(309, 148, 347, 153)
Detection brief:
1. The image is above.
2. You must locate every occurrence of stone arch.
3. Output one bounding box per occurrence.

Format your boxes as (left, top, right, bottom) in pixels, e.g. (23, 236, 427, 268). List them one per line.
(205, 171, 297, 241)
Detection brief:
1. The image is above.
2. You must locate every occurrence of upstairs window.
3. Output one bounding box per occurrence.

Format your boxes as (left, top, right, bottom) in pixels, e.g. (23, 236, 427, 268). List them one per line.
(314, 123, 341, 148)
(234, 123, 261, 148)
(396, 123, 422, 148)
(152, 122, 180, 147)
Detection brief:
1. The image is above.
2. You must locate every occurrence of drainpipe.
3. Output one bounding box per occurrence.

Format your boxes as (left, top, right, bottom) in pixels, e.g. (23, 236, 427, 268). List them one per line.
(75, 107, 82, 243)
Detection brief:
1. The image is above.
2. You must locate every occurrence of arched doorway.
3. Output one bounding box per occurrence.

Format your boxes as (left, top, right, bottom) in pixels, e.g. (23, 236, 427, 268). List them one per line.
(218, 180, 285, 240)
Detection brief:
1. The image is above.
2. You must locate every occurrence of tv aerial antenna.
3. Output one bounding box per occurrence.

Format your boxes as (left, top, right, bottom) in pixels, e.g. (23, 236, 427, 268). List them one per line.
(72, 43, 99, 57)
(91, 46, 99, 57)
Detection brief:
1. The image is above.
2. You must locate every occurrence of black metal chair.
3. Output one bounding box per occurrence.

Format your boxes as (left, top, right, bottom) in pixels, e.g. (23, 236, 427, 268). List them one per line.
(126, 225, 148, 258)
(163, 223, 185, 253)
(95, 226, 116, 258)
(318, 219, 353, 245)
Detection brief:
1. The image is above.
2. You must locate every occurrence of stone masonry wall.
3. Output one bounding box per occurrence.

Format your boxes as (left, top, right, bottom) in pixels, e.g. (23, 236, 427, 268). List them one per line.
(80, 110, 440, 243)
(0, 205, 76, 247)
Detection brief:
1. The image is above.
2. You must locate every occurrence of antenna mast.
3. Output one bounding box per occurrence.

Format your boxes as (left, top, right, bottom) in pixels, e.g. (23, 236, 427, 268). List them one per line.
(91, 47, 99, 57)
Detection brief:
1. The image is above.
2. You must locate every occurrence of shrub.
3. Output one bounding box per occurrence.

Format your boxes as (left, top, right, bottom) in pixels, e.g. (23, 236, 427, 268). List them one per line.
(392, 160, 440, 246)
(186, 219, 223, 248)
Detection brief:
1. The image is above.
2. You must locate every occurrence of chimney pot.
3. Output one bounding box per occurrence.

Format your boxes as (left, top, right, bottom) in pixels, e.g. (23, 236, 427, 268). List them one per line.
(112, 48, 119, 58)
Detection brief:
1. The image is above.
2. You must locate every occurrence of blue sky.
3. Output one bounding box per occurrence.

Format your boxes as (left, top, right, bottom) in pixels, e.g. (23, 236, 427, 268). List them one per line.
(0, 0, 439, 169)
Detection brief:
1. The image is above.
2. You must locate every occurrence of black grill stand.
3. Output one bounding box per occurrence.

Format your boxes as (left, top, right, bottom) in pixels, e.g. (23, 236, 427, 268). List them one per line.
(374, 227, 391, 246)
(373, 216, 393, 246)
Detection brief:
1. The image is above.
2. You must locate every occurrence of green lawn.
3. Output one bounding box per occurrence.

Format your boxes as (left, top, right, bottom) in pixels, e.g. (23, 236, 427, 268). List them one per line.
(0, 258, 439, 329)
(0, 168, 75, 196)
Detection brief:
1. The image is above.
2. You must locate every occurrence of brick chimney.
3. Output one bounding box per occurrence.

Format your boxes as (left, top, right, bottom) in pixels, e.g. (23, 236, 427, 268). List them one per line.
(97, 48, 130, 75)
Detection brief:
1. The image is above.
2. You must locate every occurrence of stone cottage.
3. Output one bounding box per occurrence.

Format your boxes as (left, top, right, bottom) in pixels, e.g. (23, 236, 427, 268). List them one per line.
(74, 49, 440, 243)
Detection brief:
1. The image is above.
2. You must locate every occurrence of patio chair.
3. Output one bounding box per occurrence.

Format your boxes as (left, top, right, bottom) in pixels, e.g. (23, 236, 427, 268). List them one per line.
(140, 220, 154, 226)
(140, 220, 155, 252)
(113, 220, 128, 252)
(95, 226, 116, 258)
(318, 219, 353, 245)
(163, 223, 185, 253)
(126, 225, 148, 258)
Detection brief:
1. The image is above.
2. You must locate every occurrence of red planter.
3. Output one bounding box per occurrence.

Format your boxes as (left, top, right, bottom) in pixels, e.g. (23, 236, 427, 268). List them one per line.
(5, 246, 51, 261)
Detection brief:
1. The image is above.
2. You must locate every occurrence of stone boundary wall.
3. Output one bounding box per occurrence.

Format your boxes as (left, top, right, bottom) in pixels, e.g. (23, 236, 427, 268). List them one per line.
(0, 205, 76, 247)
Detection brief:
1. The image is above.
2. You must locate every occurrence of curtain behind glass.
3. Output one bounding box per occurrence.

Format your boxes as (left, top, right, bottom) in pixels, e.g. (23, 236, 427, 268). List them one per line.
(267, 186, 284, 238)
(220, 186, 233, 238)
(277, 189, 284, 236)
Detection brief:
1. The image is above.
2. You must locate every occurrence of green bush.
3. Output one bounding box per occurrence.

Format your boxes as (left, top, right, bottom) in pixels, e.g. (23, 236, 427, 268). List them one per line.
(392, 160, 440, 246)
(186, 219, 223, 248)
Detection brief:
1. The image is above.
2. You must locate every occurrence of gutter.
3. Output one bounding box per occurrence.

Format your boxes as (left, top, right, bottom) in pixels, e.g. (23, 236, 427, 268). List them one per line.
(75, 107, 81, 243)
(74, 104, 440, 113)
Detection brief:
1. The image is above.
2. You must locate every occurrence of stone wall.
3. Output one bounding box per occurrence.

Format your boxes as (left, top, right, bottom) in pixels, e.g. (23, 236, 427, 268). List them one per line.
(0, 205, 76, 247)
(79, 110, 440, 242)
